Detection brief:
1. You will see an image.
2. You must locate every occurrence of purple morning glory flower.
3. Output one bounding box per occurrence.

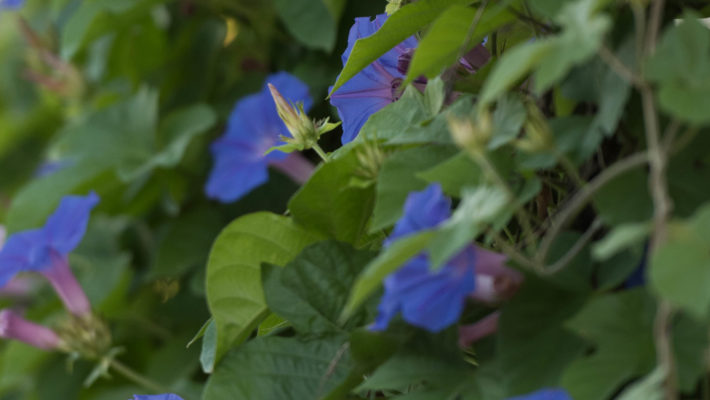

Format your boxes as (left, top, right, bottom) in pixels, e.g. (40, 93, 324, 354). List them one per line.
(132, 395, 184, 400)
(205, 72, 314, 203)
(329, 14, 418, 144)
(0, 192, 99, 316)
(373, 184, 478, 332)
(0, 0, 24, 10)
(0, 309, 61, 350)
(508, 388, 572, 400)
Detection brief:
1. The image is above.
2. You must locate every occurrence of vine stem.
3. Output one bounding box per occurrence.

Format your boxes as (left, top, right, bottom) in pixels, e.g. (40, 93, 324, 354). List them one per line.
(312, 143, 330, 163)
(640, 0, 678, 397)
(475, 152, 537, 252)
(535, 152, 649, 267)
(109, 358, 175, 396)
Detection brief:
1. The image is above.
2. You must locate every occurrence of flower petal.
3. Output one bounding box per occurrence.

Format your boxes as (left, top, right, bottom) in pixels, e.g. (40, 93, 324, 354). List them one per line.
(43, 192, 100, 255)
(0, 229, 49, 285)
(508, 388, 572, 400)
(132, 395, 184, 400)
(205, 138, 270, 203)
(206, 72, 312, 203)
(387, 184, 451, 242)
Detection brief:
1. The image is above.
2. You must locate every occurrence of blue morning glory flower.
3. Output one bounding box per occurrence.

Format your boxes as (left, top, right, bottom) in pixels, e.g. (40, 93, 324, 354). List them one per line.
(508, 388, 572, 400)
(0, 0, 24, 10)
(329, 14, 418, 144)
(132, 394, 184, 400)
(205, 72, 313, 203)
(0, 192, 99, 315)
(372, 184, 478, 332)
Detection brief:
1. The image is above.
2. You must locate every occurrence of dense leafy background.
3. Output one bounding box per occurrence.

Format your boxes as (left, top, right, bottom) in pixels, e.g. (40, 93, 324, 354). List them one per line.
(1, 0, 710, 399)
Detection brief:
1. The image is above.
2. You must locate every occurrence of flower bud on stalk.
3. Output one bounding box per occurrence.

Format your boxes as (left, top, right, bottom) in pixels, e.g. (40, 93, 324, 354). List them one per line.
(267, 84, 339, 155)
(448, 110, 492, 158)
(516, 102, 553, 153)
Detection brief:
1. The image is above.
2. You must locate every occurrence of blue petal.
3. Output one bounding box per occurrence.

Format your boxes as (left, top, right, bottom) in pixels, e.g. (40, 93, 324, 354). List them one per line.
(133, 395, 184, 400)
(205, 137, 271, 203)
(265, 72, 313, 113)
(387, 184, 451, 242)
(0, 0, 24, 10)
(384, 253, 475, 332)
(508, 389, 572, 400)
(0, 229, 49, 286)
(43, 192, 99, 255)
(206, 72, 312, 203)
(332, 14, 417, 144)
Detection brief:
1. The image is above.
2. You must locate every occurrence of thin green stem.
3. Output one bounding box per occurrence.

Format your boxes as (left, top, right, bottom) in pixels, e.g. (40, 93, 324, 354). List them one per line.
(556, 151, 586, 190)
(475, 152, 537, 252)
(535, 152, 649, 266)
(312, 144, 330, 163)
(109, 359, 175, 396)
(542, 218, 603, 275)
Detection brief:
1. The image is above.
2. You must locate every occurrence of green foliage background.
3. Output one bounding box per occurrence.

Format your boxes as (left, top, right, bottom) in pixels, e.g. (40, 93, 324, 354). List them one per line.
(1, 0, 710, 399)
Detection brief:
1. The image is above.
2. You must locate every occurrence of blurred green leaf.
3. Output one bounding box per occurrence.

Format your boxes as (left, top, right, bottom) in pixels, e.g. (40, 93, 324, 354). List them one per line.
(330, 0, 472, 95)
(562, 290, 656, 400)
(404, 3, 513, 85)
(371, 145, 457, 232)
(646, 12, 710, 125)
(650, 204, 710, 318)
(273, 0, 343, 51)
(499, 277, 587, 396)
(342, 231, 434, 319)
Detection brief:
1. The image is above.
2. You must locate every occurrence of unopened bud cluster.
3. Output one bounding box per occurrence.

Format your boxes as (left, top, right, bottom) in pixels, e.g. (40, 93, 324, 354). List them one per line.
(268, 84, 340, 153)
(448, 110, 492, 157)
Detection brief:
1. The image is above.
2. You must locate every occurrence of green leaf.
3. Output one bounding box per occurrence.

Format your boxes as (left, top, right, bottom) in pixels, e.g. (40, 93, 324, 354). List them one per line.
(417, 152, 484, 197)
(200, 320, 217, 374)
(53, 90, 215, 183)
(480, 0, 611, 106)
(342, 231, 435, 319)
(288, 149, 375, 244)
(423, 76, 446, 115)
(650, 204, 710, 318)
(5, 159, 117, 232)
(479, 40, 554, 106)
(371, 145, 457, 232)
(203, 335, 351, 400)
(404, 3, 514, 85)
(330, 0, 472, 95)
(429, 185, 508, 268)
(499, 277, 587, 396)
(592, 169, 652, 225)
(562, 290, 656, 400)
(273, 0, 341, 51)
(149, 207, 223, 279)
(616, 367, 665, 400)
(533, 0, 611, 91)
(489, 93, 527, 149)
(646, 12, 710, 125)
(358, 86, 429, 141)
(205, 212, 324, 368)
(591, 222, 651, 261)
(262, 241, 375, 333)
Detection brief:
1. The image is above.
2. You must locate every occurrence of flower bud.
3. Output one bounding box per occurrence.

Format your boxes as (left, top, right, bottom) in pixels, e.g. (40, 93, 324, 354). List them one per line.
(516, 102, 553, 153)
(55, 313, 112, 359)
(0, 309, 62, 350)
(268, 83, 319, 149)
(448, 110, 492, 157)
